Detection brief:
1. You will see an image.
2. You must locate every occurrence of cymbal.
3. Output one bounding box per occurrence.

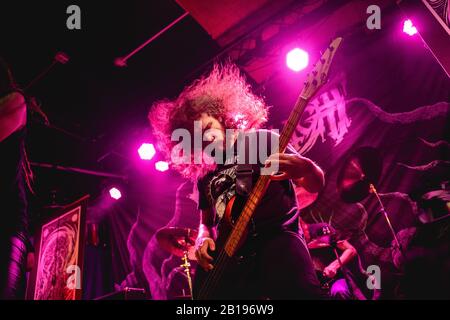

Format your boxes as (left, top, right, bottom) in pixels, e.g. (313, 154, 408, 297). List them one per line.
(337, 147, 382, 203)
(307, 239, 331, 250)
(307, 238, 348, 250)
(155, 227, 198, 261)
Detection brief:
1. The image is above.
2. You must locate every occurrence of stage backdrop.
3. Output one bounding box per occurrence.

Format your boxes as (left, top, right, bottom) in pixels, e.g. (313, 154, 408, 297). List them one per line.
(104, 22, 449, 300)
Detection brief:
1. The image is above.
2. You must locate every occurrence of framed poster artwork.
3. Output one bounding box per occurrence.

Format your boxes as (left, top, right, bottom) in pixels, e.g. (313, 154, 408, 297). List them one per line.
(26, 196, 89, 300)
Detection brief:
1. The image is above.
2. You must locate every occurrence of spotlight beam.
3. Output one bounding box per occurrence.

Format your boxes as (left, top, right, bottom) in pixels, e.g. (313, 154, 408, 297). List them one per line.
(155, 161, 169, 172)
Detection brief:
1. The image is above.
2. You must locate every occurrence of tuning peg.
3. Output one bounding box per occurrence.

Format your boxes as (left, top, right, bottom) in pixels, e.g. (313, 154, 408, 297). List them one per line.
(329, 46, 335, 51)
(312, 70, 318, 76)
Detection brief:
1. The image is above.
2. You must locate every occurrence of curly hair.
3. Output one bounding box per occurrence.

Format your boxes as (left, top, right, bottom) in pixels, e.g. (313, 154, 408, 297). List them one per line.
(148, 63, 269, 180)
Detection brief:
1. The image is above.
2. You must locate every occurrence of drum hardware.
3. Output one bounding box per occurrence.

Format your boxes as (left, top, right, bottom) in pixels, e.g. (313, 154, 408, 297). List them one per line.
(369, 184, 403, 255)
(155, 227, 198, 299)
(180, 251, 194, 300)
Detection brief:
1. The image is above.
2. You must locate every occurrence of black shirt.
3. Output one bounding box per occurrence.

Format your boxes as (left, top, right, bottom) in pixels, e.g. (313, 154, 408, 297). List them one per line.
(197, 130, 300, 236)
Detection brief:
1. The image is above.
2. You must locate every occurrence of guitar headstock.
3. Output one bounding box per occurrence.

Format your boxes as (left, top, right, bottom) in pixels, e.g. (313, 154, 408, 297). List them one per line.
(300, 37, 342, 100)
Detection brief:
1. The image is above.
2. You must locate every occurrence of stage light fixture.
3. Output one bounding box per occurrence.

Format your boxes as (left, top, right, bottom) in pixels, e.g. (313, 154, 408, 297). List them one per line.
(286, 48, 309, 72)
(155, 161, 169, 172)
(403, 19, 418, 36)
(109, 187, 122, 200)
(138, 143, 156, 160)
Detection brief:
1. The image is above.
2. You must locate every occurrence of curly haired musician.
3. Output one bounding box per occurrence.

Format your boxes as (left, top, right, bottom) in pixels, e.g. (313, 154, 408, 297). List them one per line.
(149, 64, 325, 299)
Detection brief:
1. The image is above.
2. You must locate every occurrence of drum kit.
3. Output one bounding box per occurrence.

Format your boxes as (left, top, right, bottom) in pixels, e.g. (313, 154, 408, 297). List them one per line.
(306, 146, 400, 251)
(155, 227, 198, 300)
(307, 147, 401, 299)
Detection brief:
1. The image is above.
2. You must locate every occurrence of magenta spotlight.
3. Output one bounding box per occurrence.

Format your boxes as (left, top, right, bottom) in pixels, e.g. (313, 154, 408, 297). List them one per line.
(138, 143, 156, 160)
(286, 48, 309, 72)
(403, 19, 418, 36)
(109, 187, 122, 200)
(155, 161, 169, 172)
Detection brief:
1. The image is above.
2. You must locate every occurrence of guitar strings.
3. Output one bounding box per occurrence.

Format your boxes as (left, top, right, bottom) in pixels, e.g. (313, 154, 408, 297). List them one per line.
(197, 130, 294, 298)
(198, 178, 267, 298)
(196, 41, 340, 297)
(197, 148, 294, 298)
(199, 98, 308, 298)
(199, 250, 227, 298)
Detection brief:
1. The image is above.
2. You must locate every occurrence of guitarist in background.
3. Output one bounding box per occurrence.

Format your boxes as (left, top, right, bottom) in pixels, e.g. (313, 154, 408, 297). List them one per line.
(149, 64, 325, 299)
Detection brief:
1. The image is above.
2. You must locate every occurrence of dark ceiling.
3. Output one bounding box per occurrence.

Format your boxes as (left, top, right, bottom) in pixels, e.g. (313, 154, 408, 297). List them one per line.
(1, 0, 449, 223)
(1, 0, 222, 206)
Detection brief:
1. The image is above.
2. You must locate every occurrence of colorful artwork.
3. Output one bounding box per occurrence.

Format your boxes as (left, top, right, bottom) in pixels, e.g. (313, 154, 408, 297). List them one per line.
(28, 197, 88, 300)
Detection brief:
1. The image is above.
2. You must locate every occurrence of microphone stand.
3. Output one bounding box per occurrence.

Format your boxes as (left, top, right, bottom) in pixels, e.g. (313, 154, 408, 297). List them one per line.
(369, 184, 404, 259)
(24, 52, 90, 142)
(24, 52, 69, 91)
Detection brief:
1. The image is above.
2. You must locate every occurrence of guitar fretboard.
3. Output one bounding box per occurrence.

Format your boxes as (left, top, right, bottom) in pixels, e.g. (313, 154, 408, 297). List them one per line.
(224, 96, 309, 256)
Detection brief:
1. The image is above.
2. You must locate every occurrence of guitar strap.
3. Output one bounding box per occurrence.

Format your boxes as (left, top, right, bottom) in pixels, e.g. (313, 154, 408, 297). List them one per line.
(235, 134, 254, 197)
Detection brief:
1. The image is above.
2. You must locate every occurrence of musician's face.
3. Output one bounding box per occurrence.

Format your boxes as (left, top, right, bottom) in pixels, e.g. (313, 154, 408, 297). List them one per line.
(198, 113, 226, 150)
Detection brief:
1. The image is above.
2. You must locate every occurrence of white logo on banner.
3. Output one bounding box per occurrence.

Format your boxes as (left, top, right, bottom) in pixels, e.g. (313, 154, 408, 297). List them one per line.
(291, 86, 351, 155)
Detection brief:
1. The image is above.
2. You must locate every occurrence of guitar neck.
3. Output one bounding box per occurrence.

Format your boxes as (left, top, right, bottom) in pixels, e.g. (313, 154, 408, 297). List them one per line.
(224, 97, 309, 257)
(279, 96, 309, 152)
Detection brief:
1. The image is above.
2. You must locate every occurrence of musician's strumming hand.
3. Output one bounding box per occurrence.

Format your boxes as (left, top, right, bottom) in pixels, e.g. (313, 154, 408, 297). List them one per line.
(195, 237, 215, 271)
(323, 240, 357, 279)
(323, 262, 339, 279)
(265, 153, 325, 193)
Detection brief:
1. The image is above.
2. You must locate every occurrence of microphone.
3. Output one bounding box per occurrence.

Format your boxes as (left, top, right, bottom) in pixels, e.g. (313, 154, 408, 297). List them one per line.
(24, 51, 70, 90)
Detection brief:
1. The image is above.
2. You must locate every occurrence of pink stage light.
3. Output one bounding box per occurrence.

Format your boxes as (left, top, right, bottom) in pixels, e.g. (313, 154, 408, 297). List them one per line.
(155, 161, 169, 172)
(286, 48, 309, 72)
(138, 143, 156, 160)
(109, 187, 122, 200)
(403, 19, 418, 36)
